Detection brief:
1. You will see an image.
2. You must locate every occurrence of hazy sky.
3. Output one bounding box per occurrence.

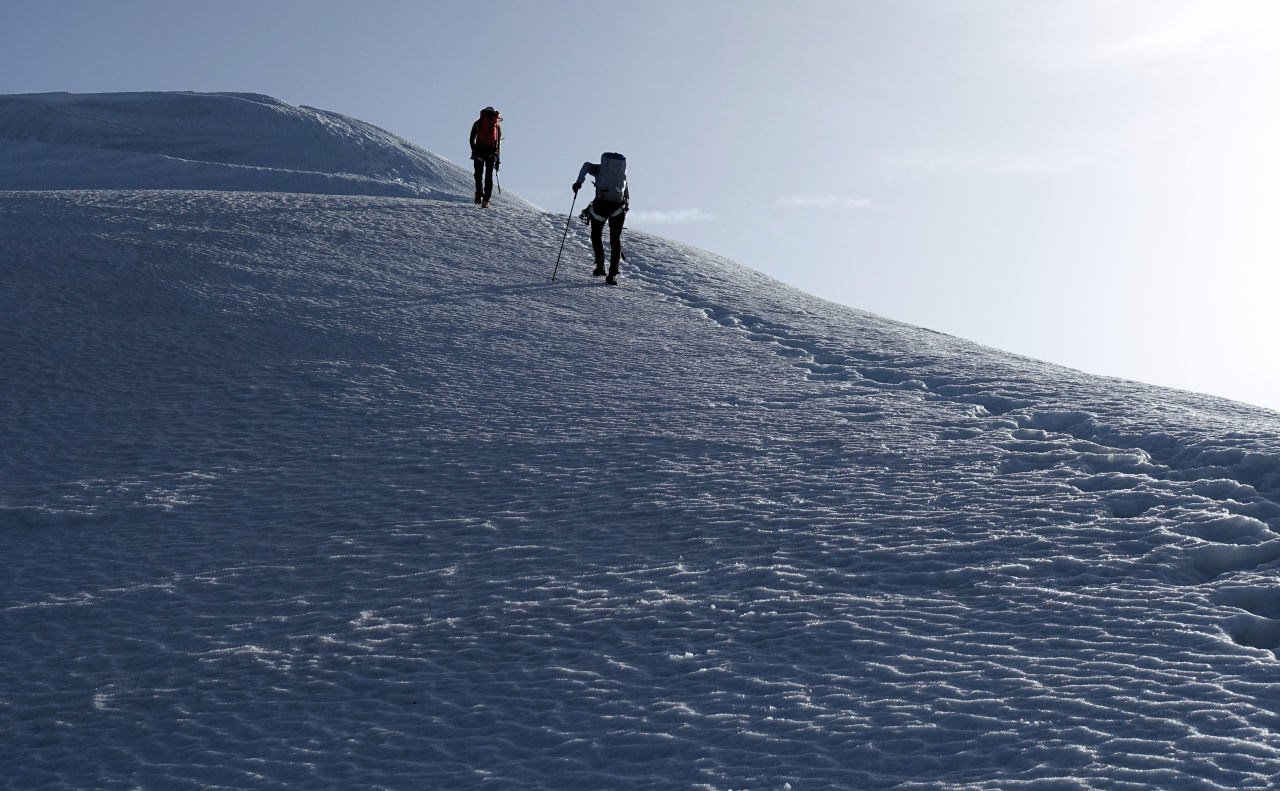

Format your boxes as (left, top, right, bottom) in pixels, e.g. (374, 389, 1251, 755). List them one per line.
(3, 0, 1277, 411)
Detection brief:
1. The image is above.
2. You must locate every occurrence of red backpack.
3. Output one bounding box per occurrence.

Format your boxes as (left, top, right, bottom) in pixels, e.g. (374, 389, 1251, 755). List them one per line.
(476, 108, 501, 147)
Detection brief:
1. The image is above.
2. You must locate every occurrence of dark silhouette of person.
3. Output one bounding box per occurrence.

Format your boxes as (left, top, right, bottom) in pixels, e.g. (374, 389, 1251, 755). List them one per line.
(469, 107, 502, 207)
(573, 153, 629, 284)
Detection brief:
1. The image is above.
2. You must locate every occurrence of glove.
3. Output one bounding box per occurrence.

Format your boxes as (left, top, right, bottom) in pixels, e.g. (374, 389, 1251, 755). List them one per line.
(494, 157, 500, 171)
(572, 182, 581, 193)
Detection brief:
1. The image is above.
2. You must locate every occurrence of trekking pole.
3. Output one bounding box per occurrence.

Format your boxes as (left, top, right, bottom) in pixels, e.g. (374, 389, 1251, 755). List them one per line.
(496, 171, 502, 195)
(550, 191, 578, 282)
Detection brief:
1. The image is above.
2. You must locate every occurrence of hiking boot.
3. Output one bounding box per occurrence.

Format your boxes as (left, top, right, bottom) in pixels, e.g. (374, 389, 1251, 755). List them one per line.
(474, 195, 482, 205)
(592, 264, 606, 277)
(605, 274, 618, 286)
(482, 199, 491, 208)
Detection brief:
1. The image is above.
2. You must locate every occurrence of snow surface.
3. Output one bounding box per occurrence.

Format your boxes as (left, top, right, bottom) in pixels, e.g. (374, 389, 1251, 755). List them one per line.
(0, 91, 535, 208)
(4, 92, 1280, 790)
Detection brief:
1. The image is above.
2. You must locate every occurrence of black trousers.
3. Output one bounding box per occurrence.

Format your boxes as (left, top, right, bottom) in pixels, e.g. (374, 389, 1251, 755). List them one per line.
(590, 203, 626, 274)
(472, 148, 496, 200)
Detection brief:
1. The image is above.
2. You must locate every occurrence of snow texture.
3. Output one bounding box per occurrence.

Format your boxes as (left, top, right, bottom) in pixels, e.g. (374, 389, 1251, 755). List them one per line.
(0, 91, 536, 208)
(3, 92, 1280, 791)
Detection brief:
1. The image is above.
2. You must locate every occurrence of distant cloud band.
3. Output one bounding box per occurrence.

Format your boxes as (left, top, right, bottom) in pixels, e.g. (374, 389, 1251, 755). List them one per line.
(775, 194, 871, 209)
(628, 208, 717, 224)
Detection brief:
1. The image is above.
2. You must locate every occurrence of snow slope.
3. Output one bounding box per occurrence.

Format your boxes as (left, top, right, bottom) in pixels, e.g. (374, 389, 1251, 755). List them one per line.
(0, 91, 533, 207)
(4, 94, 1280, 791)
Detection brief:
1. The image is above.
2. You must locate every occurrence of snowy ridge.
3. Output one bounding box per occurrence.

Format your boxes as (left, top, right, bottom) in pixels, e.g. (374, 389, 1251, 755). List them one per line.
(0, 92, 534, 207)
(3, 115, 1280, 787)
(627, 248, 1280, 504)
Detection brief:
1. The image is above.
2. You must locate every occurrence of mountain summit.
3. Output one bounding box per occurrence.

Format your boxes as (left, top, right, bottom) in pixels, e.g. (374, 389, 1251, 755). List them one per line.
(0, 91, 532, 206)
(3, 92, 1280, 790)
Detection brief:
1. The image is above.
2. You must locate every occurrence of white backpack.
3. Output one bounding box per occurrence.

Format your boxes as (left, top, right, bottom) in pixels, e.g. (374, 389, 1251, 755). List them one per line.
(595, 152, 627, 203)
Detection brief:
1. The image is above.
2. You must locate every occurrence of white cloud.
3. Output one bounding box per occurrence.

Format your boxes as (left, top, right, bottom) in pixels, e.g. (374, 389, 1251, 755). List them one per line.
(775, 194, 872, 209)
(1033, 0, 1279, 72)
(1095, 2, 1250, 61)
(628, 208, 717, 224)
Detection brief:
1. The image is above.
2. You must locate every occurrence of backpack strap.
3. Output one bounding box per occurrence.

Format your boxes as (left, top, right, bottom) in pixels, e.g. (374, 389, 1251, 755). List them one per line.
(588, 200, 628, 221)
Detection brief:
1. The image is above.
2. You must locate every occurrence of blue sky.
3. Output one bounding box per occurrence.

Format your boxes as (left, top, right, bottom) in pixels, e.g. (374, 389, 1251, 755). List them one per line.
(3, 0, 1277, 411)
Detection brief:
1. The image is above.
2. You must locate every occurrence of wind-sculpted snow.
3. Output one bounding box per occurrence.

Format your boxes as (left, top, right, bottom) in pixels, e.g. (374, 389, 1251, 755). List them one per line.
(0, 92, 534, 207)
(3, 189, 1280, 790)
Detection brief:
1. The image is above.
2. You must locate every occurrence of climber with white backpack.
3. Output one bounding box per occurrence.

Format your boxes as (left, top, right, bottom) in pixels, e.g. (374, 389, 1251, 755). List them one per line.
(572, 152, 629, 285)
